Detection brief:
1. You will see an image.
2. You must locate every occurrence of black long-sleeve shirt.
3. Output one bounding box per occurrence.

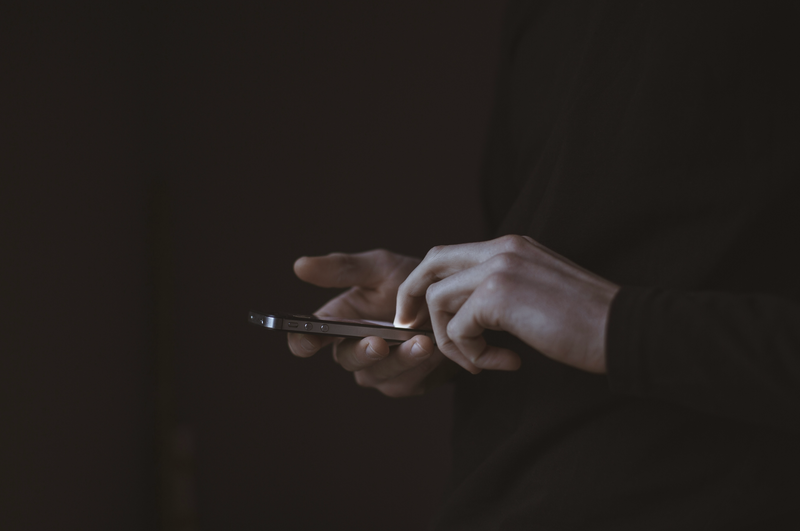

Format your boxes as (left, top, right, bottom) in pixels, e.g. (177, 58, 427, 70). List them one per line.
(433, 2, 800, 529)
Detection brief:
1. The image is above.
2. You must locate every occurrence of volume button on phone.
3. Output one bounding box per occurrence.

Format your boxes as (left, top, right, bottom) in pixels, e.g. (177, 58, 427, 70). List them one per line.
(319, 324, 329, 332)
(304, 323, 313, 331)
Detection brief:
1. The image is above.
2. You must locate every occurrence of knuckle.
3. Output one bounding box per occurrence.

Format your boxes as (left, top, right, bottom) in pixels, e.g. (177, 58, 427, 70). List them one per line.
(491, 252, 523, 272)
(425, 282, 441, 305)
(445, 320, 462, 341)
(483, 271, 515, 296)
(425, 245, 446, 260)
(496, 234, 528, 254)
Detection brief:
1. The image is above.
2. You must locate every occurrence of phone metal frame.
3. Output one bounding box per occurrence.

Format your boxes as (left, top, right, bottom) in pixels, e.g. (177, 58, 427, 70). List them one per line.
(248, 310, 436, 344)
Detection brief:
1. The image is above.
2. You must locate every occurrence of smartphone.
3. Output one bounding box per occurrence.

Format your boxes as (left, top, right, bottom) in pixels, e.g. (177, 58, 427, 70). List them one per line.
(248, 310, 436, 345)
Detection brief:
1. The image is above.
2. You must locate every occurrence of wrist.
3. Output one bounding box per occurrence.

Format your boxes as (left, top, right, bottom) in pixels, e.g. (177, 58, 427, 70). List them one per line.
(587, 283, 621, 374)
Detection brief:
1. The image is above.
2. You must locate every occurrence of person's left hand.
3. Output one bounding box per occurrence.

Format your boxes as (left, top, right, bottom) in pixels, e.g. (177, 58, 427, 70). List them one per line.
(393, 235, 620, 374)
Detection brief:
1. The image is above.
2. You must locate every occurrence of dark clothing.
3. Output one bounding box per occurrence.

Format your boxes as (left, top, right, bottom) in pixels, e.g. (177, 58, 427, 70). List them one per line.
(433, 2, 800, 529)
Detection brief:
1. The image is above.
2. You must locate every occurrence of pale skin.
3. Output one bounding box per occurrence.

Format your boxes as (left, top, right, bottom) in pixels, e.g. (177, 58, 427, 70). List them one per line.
(288, 235, 621, 397)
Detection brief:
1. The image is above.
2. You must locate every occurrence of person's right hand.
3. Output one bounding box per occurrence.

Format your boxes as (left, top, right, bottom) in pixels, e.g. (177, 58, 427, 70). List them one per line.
(287, 249, 466, 397)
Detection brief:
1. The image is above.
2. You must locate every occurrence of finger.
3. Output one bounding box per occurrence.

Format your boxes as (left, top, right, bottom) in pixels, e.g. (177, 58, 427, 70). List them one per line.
(356, 335, 434, 384)
(424, 253, 530, 316)
(395, 237, 531, 327)
(425, 264, 485, 314)
(447, 287, 521, 371)
(423, 259, 521, 372)
(362, 347, 453, 398)
(294, 249, 395, 289)
(394, 243, 482, 327)
(428, 303, 481, 374)
(290, 281, 394, 358)
(472, 346, 522, 371)
(333, 336, 390, 372)
(287, 294, 364, 358)
(287, 332, 337, 358)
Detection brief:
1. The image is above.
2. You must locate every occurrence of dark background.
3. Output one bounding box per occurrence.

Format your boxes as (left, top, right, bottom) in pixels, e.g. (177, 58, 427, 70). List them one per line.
(2, 1, 505, 529)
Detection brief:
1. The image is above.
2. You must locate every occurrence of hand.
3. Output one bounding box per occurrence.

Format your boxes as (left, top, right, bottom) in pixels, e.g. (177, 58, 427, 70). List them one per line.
(287, 249, 463, 397)
(394, 235, 620, 374)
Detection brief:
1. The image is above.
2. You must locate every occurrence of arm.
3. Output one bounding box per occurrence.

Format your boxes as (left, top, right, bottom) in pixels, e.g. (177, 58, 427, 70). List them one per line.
(608, 286, 800, 431)
(395, 234, 800, 431)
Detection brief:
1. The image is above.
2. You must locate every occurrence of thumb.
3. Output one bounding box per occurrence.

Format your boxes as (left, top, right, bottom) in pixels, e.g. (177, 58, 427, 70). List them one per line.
(294, 250, 390, 289)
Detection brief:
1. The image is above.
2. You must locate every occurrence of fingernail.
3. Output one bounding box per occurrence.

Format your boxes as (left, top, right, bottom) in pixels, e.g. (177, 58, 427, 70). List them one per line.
(301, 336, 317, 352)
(411, 343, 430, 360)
(366, 344, 383, 360)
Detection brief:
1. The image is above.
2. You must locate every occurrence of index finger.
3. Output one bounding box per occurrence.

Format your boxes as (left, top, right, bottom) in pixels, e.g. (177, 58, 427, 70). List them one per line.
(394, 242, 489, 327)
(394, 236, 538, 327)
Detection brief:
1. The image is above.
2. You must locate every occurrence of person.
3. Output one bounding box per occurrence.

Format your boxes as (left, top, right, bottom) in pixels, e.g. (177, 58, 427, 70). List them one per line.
(289, 2, 800, 529)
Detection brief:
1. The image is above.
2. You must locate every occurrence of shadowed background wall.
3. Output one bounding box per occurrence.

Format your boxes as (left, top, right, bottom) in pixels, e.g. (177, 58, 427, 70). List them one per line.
(2, 1, 505, 529)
